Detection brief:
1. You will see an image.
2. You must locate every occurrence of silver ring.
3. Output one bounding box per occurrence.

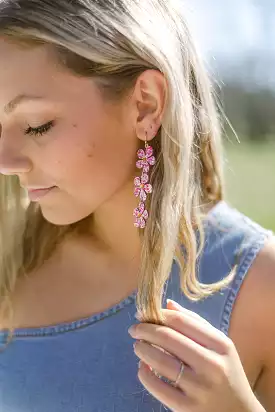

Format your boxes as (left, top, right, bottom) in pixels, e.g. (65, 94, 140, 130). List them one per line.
(173, 361, 185, 388)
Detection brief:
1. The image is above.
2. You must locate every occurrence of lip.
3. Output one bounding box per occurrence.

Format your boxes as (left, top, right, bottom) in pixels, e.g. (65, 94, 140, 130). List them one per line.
(27, 186, 56, 201)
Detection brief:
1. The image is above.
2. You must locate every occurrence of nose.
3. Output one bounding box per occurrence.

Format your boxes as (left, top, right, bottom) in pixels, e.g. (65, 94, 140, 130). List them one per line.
(0, 147, 32, 176)
(0, 158, 32, 175)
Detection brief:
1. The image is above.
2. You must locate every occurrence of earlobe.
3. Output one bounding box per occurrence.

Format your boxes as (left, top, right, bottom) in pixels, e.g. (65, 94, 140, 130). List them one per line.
(136, 123, 158, 143)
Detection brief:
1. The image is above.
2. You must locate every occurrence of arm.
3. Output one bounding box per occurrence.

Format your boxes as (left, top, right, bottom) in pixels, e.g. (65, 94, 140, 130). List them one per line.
(228, 235, 275, 411)
(247, 238, 275, 411)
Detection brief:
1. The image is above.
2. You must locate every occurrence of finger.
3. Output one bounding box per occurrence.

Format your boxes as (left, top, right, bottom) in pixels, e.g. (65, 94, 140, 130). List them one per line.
(138, 360, 194, 412)
(134, 340, 205, 396)
(136, 303, 212, 326)
(166, 300, 213, 326)
(161, 309, 229, 354)
(135, 304, 212, 326)
(129, 323, 215, 373)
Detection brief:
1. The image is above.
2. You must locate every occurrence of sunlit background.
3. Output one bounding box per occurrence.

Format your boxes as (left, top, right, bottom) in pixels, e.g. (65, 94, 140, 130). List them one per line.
(184, 0, 275, 231)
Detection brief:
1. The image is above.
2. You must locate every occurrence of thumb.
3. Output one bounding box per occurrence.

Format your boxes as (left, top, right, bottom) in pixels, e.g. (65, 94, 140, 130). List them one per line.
(166, 299, 185, 312)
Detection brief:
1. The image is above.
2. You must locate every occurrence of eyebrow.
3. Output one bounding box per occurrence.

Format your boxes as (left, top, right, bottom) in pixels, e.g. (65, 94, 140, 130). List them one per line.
(4, 94, 44, 115)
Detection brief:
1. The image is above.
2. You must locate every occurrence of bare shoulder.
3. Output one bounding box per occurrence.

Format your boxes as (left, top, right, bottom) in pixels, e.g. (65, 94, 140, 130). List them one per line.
(229, 236, 275, 338)
(241, 236, 275, 310)
(228, 236, 275, 408)
(245, 236, 275, 325)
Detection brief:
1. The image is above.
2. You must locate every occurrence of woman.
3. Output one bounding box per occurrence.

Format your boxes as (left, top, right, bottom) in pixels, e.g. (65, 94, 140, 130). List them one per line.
(0, 0, 274, 411)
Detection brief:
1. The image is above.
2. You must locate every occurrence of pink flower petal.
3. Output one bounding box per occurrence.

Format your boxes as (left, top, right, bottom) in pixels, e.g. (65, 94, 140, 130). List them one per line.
(141, 173, 149, 184)
(145, 146, 153, 158)
(138, 202, 145, 213)
(136, 160, 143, 169)
(142, 209, 149, 220)
(137, 149, 145, 159)
(139, 217, 146, 229)
(134, 176, 141, 187)
(148, 156, 156, 166)
(144, 184, 152, 194)
(133, 207, 140, 217)
(134, 187, 140, 197)
(134, 217, 141, 228)
(140, 190, 147, 201)
(143, 163, 150, 173)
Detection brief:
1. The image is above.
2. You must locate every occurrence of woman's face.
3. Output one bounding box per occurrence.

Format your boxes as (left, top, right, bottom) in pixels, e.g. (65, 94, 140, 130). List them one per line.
(0, 38, 138, 225)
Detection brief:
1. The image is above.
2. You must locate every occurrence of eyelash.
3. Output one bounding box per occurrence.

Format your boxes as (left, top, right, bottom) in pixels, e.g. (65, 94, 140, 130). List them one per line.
(24, 120, 54, 137)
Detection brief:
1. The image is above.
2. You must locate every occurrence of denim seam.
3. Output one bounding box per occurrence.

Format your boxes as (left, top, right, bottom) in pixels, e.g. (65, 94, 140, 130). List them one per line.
(0, 293, 137, 341)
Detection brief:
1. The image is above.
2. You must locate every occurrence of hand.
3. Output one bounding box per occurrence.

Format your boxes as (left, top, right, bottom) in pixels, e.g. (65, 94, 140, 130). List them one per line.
(128, 299, 263, 412)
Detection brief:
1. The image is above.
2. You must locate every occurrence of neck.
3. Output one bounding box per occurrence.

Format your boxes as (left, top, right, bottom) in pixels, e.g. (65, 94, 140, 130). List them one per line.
(91, 179, 142, 263)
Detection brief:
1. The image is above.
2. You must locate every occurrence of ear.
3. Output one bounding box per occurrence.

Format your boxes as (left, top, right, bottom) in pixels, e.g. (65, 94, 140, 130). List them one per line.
(166, 299, 185, 312)
(134, 69, 167, 142)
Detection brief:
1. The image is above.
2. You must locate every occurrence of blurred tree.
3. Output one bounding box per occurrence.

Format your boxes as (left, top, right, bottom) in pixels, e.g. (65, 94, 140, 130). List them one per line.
(218, 81, 275, 142)
(244, 88, 275, 141)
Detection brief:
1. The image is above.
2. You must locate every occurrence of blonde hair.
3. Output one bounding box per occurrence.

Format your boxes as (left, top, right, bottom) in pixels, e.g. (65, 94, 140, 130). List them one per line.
(0, 0, 235, 329)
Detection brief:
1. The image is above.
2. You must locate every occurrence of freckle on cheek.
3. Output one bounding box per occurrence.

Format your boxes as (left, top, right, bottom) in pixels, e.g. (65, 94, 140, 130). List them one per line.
(87, 142, 96, 158)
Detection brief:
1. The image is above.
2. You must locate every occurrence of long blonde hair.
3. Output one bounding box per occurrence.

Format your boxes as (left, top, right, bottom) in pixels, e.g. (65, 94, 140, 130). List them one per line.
(0, 0, 235, 328)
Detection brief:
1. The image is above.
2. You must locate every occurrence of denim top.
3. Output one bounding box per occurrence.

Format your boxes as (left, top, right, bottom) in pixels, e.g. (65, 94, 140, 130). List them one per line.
(0, 201, 273, 411)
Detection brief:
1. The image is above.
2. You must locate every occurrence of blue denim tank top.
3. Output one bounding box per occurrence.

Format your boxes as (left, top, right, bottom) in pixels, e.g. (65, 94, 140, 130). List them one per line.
(0, 201, 273, 411)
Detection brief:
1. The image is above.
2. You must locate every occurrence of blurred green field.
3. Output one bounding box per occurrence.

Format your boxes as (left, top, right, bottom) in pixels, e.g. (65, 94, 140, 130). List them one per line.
(224, 140, 275, 232)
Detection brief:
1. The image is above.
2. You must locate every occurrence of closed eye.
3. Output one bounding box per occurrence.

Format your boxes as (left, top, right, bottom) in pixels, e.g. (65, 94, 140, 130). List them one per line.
(24, 120, 54, 137)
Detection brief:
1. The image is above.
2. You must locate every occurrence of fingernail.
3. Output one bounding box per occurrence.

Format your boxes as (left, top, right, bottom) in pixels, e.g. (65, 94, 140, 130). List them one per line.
(167, 299, 184, 311)
(128, 325, 137, 336)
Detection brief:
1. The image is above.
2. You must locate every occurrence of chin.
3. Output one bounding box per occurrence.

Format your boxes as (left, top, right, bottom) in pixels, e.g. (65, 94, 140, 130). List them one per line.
(39, 205, 93, 226)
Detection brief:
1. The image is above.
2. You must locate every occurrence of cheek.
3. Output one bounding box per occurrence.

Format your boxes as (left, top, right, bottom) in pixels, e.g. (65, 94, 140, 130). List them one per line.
(47, 120, 137, 202)
(81, 132, 137, 197)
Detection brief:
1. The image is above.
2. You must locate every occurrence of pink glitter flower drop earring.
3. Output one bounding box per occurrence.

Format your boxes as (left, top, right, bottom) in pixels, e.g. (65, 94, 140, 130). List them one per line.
(133, 129, 156, 229)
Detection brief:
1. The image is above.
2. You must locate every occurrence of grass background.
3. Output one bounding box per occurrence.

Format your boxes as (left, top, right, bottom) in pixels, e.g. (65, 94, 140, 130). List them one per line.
(224, 140, 275, 232)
